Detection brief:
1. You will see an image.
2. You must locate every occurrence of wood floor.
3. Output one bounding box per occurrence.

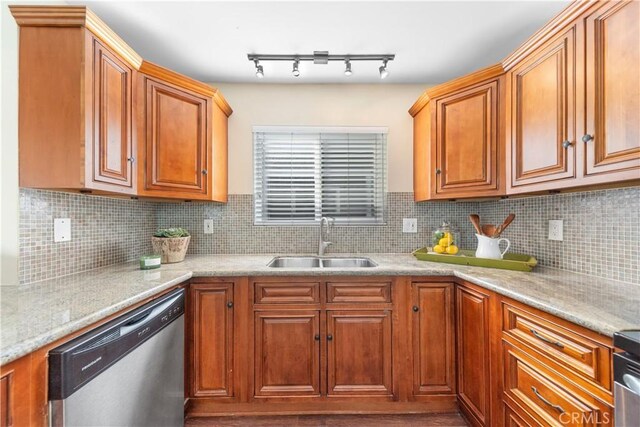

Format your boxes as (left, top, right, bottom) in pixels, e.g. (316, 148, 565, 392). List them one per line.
(185, 413, 469, 426)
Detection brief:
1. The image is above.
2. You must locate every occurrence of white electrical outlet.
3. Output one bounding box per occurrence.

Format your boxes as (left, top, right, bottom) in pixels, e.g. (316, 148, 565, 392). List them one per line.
(403, 218, 418, 233)
(54, 218, 71, 242)
(204, 219, 214, 234)
(548, 219, 564, 241)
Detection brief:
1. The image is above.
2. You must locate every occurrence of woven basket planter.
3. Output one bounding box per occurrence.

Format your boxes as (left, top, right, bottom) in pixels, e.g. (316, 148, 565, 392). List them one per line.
(151, 236, 191, 263)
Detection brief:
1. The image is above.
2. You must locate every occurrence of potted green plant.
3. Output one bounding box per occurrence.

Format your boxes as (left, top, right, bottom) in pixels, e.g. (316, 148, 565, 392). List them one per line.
(151, 227, 191, 263)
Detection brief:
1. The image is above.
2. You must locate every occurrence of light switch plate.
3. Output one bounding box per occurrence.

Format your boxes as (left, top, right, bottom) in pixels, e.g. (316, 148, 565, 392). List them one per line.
(403, 218, 417, 233)
(548, 219, 564, 241)
(204, 219, 214, 234)
(54, 218, 71, 242)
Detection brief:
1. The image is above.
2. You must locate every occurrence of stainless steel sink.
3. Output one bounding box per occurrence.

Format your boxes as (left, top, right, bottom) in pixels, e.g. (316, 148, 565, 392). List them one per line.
(321, 257, 377, 268)
(267, 256, 377, 268)
(267, 257, 321, 268)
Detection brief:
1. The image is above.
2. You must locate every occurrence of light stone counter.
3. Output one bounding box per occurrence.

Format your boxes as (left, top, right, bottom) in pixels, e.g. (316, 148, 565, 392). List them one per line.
(2, 253, 639, 365)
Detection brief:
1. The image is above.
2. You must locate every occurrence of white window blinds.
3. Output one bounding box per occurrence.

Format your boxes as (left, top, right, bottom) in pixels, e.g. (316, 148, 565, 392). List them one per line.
(254, 126, 387, 225)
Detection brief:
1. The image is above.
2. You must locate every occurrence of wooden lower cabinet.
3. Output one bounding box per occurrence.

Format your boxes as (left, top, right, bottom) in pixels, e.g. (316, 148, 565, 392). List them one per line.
(254, 311, 321, 397)
(503, 340, 613, 426)
(411, 282, 455, 396)
(456, 283, 493, 427)
(327, 311, 393, 396)
(189, 281, 235, 398)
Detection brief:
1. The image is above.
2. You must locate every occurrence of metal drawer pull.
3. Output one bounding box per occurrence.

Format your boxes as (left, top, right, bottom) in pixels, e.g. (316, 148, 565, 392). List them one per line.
(531, 386, 565, 414)
(530, 328, 564, 349)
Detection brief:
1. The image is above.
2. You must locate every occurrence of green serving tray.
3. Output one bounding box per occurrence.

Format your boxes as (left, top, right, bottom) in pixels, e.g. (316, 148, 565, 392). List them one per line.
(412, 248, 538, 272)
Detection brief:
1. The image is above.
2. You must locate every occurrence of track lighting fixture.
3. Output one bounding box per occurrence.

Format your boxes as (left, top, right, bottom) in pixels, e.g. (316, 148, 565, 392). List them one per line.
(379, 59, 389, 79)
(247, 51, 394, 79)
(344, 60, 352, 77)
(254, 59, 264, 78)
(292, 59, 300, 77)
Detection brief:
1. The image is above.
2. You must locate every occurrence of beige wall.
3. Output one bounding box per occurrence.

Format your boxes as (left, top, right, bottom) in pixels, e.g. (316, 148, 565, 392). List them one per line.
(1, 2, 20, 285)
(213, 83, 426, 194)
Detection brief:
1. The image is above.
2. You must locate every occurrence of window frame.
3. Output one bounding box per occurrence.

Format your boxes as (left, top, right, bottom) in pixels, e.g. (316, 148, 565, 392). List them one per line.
(253, 126, 388, 226)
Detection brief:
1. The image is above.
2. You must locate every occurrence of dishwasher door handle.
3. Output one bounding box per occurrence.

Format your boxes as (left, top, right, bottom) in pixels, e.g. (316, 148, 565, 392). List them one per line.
(119, 292, 183, 337)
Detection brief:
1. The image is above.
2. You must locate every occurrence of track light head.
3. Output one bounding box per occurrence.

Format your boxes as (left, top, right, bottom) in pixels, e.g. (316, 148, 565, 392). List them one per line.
(344, 60, 352, 77)
(379, 59, 389, 79)
(254, 60, 264, 78)
(292, 59, 300, 77)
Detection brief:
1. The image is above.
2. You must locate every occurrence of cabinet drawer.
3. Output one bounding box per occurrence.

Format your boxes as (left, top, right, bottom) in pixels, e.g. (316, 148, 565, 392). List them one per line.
(503, 303, 612, 391)
(503, 341, 612, 426)
(254, 282, 320, 304)
(327, 282, 391, 304)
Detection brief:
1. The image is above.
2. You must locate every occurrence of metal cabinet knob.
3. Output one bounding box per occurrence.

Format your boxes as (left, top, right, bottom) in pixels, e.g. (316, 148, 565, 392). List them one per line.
(127, 157, 135, 163)
(582, 134, 594, 143)
(327, 334, 333, 341)
(314, 334, 320, 341)
(412, 306, 420, 312)
(561, 140, 573, 149)
(202, 169, 208, 175)
(435, 168, 442, 175)
(226, 301, 233, 308)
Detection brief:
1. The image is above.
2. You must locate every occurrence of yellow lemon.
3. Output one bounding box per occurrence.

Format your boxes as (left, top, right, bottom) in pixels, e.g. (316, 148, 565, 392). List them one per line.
(446, 245, 459, 255)
(443, 232, 452, 240)
(433, 245, 446, 254)
(439, 237, 452, 247)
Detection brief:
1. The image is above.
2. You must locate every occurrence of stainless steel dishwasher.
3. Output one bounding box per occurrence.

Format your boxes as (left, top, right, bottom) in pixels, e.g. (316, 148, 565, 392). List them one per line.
(48, 288, 185, 427)
(613, 330, 640, 427)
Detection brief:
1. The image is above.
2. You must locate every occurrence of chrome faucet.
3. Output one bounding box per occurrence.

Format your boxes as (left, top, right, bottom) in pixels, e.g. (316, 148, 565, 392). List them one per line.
(318, 217, 333, 256)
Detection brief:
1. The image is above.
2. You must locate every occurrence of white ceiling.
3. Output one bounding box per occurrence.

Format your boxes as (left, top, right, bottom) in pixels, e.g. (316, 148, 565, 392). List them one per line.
(68, 1, 570, 84)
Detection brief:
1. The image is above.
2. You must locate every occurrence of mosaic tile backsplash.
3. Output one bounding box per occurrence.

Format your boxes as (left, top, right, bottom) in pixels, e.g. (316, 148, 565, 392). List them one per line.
(18, 187, 640, 284)
(156, 193, 480, 255)
(478, 187, 640, 285)
(18, 189, 157, 284)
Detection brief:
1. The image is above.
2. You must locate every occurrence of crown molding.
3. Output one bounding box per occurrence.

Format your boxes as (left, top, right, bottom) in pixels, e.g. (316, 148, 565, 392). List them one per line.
(140, 61, 233, 116)
(9, 5, 143, 70)
(409, 63, 504, 117)
(501, 0, 597, 71)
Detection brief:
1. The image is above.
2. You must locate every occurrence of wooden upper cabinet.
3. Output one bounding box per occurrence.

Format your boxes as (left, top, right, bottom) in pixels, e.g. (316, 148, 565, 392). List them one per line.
(137, 61, 232, 201)
(190, 282, 235, 398)
(11, 6, 232, 201)
(93, 39, 135, 189)
(11, 7, 141, 195)
(410, 65, 505, 201)
(582, 0, 640, 180)
(508, 26, 577, 192)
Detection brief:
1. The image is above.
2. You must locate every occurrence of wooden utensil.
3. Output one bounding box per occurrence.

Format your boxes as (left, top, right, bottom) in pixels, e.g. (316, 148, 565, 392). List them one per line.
(469, 214, 483, 235)
(481, 224, 498, 237)
(495, 214, 516, 237)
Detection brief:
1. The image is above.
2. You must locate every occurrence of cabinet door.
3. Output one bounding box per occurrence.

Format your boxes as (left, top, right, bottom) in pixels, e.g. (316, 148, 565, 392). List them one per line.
(456, 285, 491, 427)
(434, 79, 501, 197)
(411, 282, 455, 396)
(254, 311, 320, 397)
(509, 27, 576, 190)
(92, 39, 134, 191)
(190, 283, 234, 397)
(583, 0, 640, 177)
(326, 311, 392, 396)
(143, 77, 210, 198)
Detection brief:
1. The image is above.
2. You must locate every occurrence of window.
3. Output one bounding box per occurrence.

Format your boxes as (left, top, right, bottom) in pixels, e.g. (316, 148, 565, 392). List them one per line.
(254, 126, 387, 225)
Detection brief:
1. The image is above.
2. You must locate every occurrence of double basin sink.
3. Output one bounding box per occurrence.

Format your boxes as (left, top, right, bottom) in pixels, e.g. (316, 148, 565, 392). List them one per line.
(267, 256, 377, 268)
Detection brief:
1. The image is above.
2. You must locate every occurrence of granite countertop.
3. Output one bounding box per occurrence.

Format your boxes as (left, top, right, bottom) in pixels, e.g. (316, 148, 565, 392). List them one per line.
(2, 253, 639, 365)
